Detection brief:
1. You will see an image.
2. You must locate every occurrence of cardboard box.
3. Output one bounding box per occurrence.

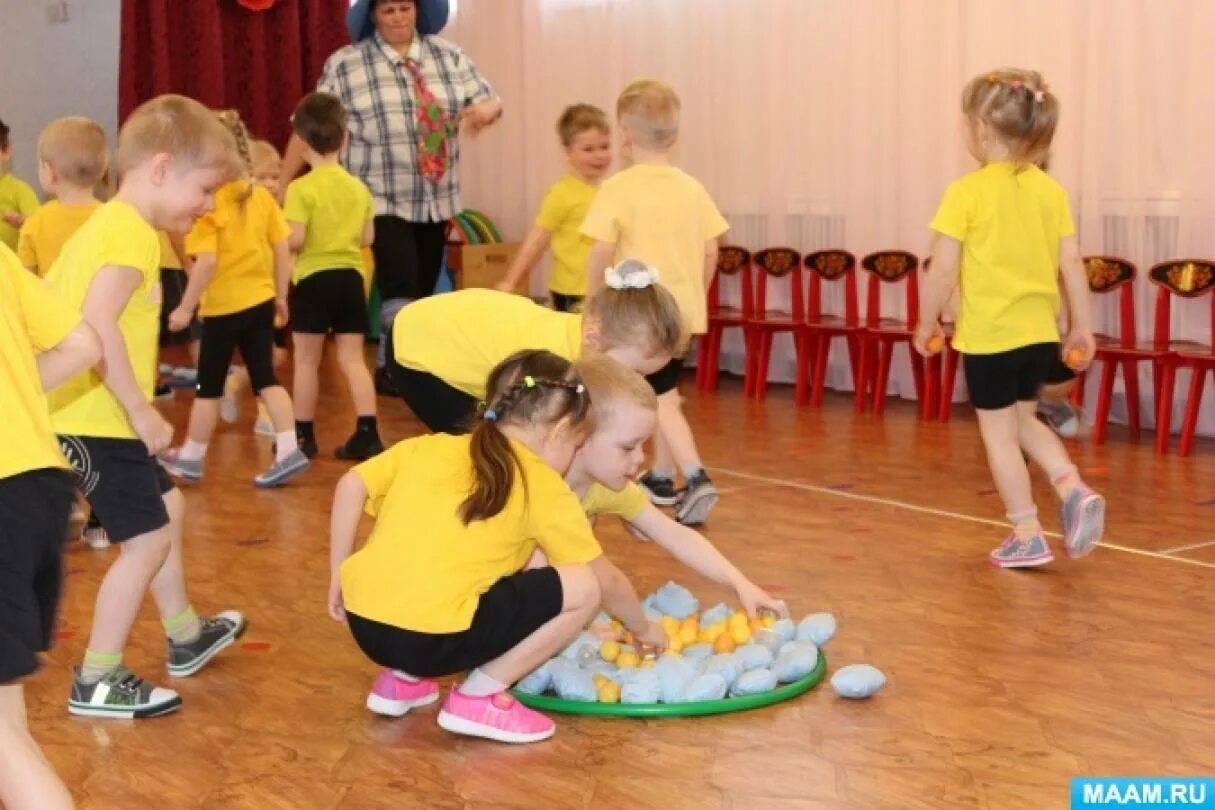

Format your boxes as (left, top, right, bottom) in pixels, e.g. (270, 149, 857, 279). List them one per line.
(451, 243, 521, 290)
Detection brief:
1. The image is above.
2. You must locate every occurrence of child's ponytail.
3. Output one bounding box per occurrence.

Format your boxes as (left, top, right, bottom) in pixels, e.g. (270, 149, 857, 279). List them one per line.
(461, 350, 591, 524)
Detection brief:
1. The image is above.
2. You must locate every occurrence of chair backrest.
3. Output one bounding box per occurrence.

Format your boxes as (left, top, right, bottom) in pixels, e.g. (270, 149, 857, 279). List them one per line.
(860, 250, 919, 327)
(1082, 256, 1137, 346)
(802, 250, 858, 325)
(709, 245, 754, 315)
(1148, 259, 1215, 346)
(752, 247, 804, 319)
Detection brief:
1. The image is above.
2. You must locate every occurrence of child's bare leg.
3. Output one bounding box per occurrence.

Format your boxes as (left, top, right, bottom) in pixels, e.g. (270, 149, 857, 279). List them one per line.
(0, 685, 73, 810)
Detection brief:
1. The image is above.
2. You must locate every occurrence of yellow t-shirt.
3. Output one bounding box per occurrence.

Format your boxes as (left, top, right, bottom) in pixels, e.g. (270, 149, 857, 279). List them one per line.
(0, 173, 40, 251)
(0, 244, 80, 478)
(185, 181, 289, 317)
(17, 199, 101, 276)
(580, 164, 729, 335)
(341, 433, 604, 632)
(45, 200, 161, 439)
(283, 164, 374, 283)
(393, 289, 583, 399)
(536, 175, 597, 296)
(930, 162, 1075, 354)
(581, 481, 649, 520)
(157, 231, 183, 270)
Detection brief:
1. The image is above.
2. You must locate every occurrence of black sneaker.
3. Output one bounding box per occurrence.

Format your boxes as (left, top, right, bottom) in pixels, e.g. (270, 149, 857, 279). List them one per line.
(675, 471, 719, 526)
(68, 666, 182, 719)
(335, 431, 385, 461)
(154, 383, 174, 401)
(374, 367, 399, 397)
(637, 471, 681, 507)
(167, 610, 247, 678)
(297, 434, 318, 459)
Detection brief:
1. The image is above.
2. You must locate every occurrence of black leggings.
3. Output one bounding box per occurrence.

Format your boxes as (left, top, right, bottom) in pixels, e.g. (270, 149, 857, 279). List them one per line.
(196, 299, 279, 398)
(385, 328, 477, 433)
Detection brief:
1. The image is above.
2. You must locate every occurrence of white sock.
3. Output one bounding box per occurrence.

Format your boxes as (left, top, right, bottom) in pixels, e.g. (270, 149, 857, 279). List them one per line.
(275, 431, 297, 462)
(458, 668, 508, 697)
(391, 669, 419, 682)
(179, 440, 208, 461)
(682, 464, 705, 481)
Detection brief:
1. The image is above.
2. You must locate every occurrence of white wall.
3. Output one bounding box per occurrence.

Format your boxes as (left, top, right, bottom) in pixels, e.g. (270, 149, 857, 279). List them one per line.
(0, 0, 121, 189)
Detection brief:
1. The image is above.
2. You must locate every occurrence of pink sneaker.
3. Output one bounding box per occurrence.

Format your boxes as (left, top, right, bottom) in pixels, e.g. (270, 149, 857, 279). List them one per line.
(436, 689, 555, 744)
(365, 669, 439, 717)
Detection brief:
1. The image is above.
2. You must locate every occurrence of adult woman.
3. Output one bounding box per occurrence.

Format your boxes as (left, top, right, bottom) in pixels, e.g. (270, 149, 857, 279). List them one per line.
(283, 0, 502, 393)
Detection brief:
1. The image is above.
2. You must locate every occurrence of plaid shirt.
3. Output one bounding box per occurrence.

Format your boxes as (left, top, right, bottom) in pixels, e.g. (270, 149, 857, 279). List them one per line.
(318, 33, 495, 224)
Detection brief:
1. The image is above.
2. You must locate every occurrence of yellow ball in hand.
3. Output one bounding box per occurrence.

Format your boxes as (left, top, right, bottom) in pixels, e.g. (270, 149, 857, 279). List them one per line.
(599, 640, 620, 663)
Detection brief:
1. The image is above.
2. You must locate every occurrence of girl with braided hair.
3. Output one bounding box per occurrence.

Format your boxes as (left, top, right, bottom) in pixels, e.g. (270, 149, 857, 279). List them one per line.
(162, 110, 311, 488)
(329, 349, 666, 744)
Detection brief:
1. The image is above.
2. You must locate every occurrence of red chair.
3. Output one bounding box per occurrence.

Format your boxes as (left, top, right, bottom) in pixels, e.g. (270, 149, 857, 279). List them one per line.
(915, 256, 962, 422)
(696, 245, 754, 391)
(856, 251, 929, 416)
(744, 247, 803, 399)
(794, 250, 863, 408)
(1151, 259, 1215, 455)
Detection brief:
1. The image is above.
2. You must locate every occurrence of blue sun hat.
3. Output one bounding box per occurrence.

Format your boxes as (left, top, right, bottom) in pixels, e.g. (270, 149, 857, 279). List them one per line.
(347, 0, 451, 43)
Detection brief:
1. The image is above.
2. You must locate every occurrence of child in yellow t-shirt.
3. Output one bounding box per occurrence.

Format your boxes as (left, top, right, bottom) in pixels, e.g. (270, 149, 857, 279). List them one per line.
(497, 104, 612, 310)
(162, 110, 309, 489)
(0, 242, 100, 809)
(581, 80, 730, 527)
(283, 92, 380, 461)
(566, 355, 786, 620)
(0, 118, 41, 251)
(389, 260, 685, 434)
(46, 94, 247, 720)
(331, 350, 665, 744)
(916, 68, 1103, 569)
(17, 117, 106, 276)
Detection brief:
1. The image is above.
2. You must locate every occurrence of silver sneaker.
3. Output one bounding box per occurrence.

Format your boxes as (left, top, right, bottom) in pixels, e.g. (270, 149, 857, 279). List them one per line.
(254, 448, 311, 488)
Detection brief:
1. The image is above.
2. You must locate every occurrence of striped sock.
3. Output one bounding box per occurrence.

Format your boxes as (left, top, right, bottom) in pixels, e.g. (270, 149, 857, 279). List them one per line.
(80, 649, 122, 684)
(162, 606, 201, 645)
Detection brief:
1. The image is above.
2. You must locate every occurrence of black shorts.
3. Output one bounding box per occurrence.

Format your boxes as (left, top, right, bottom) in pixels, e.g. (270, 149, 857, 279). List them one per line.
(346, 567, 564, 678)
(197, 299, 279, 398)
(645, 356, 686, 396)
(963, 342, 1062, 411)
(550, 292, 584, 313)
(159, 268, 201, 346)
(293, 269, 369, 335)
(0, 468, 75, 682)
(1043, 357, 1077, 386)
(386, 328, 478, 433)
(57, 436, 173, 543)
(372, 216, 447, 302)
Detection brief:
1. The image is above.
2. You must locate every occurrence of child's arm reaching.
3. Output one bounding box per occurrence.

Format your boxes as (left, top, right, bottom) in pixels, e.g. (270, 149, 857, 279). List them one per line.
(271, 238, 293, 325)
(328, 470, 368, 622)
(287, 222, 307, 253)
(496, 225, 551, 292)
(626, 504, 786, 618)
(169, 252, 216, 332)
(1058, 235, 1096, 369)
(588, 555, 668, 651)
(914, 235, 962, 355)
(585, 240, 615, 297)
(704, 237, 719, 290)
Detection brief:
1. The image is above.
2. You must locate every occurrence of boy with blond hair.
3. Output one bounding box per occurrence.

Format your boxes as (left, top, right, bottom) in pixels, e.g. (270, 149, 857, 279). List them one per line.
(581, 79, 728, 526)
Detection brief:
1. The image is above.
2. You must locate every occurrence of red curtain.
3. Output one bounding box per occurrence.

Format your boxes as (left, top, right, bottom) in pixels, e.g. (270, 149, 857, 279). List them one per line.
(119, 0, 350, 150)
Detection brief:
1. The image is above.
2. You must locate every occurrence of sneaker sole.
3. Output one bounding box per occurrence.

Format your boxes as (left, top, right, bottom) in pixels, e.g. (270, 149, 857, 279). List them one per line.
(366, 690, 440, 717)
(1065, 495, 1105, 559)
(676, 489, 718, 526)
(68, 695, 183, 719)
(167, 618, 247, 678)
(159, 459, 203, 483)
(989, 550, 1054, 568)
(254, 458, 311, 488)
(642, 490, 682, 507)
(335, 446, 385, 462)
(436, 709, 554, 744)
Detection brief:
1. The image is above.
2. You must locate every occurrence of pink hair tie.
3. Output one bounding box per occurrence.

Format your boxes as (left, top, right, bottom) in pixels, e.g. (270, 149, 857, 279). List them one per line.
(1033, 90, 1045, 103)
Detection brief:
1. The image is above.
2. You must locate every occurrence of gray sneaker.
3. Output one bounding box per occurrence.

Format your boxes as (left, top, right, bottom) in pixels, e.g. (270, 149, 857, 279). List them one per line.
(159, 451, 203, 482)
(1037, 400, 1080, 438)
(68, 666, 182, 719)
(675, 471, 718, 526)
(254, 447, 311, 488)
(1061, 487, 1104, 559)
(167, 610, 246, 678)
(989, 533, 1054, 568)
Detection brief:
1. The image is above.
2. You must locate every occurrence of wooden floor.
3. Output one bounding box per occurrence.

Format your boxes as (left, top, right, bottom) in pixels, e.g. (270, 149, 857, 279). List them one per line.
(30, 352, 1215, 809)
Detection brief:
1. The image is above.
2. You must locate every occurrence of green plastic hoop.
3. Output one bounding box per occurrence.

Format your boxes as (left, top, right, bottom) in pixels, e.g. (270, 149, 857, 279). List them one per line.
(463, 208, 503, 243)
(512, 652, 826, 717)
